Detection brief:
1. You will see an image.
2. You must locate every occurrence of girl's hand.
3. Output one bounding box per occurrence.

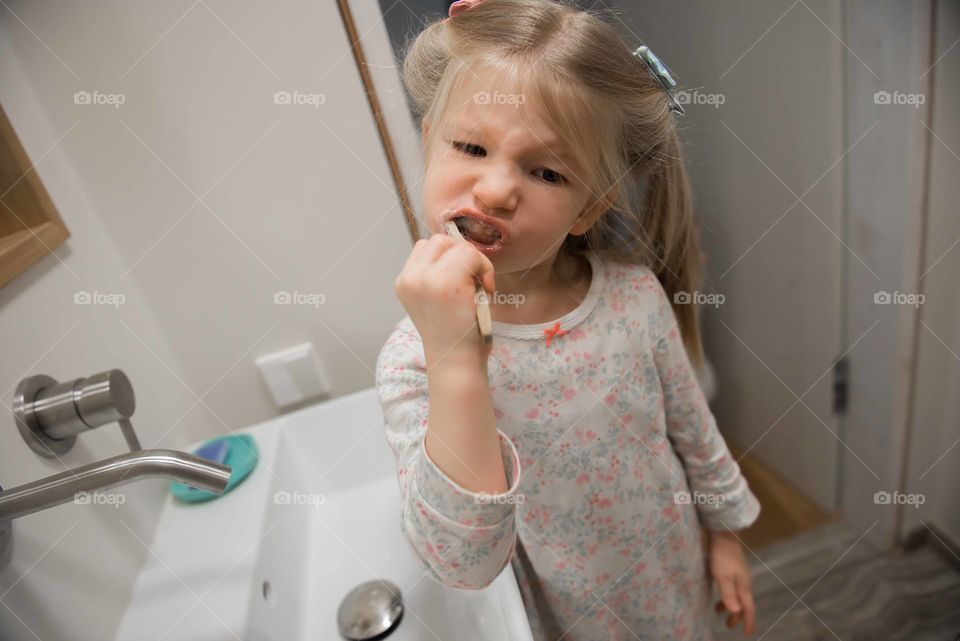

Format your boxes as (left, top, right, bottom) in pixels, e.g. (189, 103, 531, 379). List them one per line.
(394, 233, 496, 370)
(708, 530, 756, 635)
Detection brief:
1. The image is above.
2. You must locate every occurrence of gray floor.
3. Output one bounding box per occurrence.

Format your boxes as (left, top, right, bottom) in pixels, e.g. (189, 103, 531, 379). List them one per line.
(711, 522, 960, 641)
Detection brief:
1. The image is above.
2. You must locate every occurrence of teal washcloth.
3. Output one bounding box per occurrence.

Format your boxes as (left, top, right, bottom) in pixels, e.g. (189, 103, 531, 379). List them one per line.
(170, 433, 258, 503)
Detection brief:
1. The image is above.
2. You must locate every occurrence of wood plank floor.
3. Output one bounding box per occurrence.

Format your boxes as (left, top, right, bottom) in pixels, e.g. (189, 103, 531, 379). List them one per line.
(726, 442, 836, 550)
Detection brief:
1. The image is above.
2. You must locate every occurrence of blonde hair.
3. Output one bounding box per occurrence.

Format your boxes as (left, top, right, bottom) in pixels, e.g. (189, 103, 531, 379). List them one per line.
(402, 0, 704, 367)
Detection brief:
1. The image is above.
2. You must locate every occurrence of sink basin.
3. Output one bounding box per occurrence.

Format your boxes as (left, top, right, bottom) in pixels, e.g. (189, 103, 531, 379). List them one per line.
(116, 387, 533, 641)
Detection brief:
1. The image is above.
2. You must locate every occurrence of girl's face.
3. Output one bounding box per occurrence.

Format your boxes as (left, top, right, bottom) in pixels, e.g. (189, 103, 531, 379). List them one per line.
(421, 67, 601, 275)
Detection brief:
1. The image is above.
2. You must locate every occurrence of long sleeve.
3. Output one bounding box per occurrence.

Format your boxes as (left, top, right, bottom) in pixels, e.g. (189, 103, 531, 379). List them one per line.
(647, 276, 761, 532)
(374, 320, 523, 589)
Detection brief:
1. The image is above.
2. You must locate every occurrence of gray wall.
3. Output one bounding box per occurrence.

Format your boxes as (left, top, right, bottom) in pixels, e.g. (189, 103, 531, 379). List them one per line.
(0, 1, 411, 639)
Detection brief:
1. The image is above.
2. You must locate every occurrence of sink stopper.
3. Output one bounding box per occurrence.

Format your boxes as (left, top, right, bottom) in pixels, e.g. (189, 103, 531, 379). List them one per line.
(337, 579, 404, 640)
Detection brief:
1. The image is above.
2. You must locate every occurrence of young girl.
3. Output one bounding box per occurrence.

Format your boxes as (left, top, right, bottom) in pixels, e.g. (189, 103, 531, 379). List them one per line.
(375, 1, 761, 638)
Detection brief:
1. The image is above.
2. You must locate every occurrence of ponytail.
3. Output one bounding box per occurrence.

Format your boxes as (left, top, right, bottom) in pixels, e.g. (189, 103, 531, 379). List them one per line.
(639, 128, 704, 369)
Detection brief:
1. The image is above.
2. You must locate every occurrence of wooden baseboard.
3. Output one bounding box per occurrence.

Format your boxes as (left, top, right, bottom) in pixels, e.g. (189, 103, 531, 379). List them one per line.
(726, 443, 837, 550)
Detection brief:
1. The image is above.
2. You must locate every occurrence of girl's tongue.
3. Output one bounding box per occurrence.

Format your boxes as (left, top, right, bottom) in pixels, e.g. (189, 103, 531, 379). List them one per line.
(453, 216, 501, 245)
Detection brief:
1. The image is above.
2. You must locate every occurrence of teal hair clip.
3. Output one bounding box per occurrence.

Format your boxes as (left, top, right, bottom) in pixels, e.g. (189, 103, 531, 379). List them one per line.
(632, 44, 685, 117)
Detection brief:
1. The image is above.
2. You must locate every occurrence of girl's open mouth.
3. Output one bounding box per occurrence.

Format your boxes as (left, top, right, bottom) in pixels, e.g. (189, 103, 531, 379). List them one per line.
(452, 216, 501, 245)
(444, 210, 507, 255)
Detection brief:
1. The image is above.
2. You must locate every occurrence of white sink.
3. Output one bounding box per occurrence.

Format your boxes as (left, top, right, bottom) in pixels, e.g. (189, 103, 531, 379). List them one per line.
(116, 387, 533, 641)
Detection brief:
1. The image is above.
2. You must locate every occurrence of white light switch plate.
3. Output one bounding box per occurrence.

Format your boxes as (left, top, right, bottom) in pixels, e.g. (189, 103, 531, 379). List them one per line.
(255, 342, 329, 408)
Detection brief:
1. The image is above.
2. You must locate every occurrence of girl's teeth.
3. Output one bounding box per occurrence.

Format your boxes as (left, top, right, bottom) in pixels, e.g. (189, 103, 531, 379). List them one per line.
(453, 216, 501, 245)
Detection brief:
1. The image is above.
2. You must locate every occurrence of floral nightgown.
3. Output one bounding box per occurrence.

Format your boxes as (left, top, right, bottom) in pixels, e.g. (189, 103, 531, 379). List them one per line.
(374, 251, 761, 641)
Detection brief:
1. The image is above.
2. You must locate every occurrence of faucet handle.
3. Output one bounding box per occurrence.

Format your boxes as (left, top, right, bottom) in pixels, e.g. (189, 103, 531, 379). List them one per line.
(13, 370, 137, 458)
(0, 501, 10, 570)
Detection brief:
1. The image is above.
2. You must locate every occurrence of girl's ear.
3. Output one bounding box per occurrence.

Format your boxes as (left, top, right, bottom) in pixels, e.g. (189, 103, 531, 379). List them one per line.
(570, 187, 619, 236)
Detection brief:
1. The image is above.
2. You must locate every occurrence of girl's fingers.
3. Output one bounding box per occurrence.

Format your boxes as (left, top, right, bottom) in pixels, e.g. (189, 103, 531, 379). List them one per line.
(433, 241, 495, 290)
(416, 233, 457, 265)
(402, 235, 448, 277)
(717, 577, 741, 616)
(411, 230, 495, 286)
(736, 573, 756, 635)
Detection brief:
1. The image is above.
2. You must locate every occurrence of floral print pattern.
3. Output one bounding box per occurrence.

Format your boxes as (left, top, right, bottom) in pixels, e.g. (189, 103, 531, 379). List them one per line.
(375, 252, 760, 640)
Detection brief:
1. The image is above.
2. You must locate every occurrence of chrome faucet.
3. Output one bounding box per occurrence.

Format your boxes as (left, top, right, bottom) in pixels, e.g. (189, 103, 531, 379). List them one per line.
(0, 370, 232, 564)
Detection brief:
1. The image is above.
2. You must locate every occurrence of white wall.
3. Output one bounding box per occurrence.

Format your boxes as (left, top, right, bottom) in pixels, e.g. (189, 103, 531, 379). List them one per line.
(615, 0, 958, 550)
(839, 0, 936, 547)
(610, 0, 845, 511)
(902, 0, 960, 547)
(0, 1, 414, 639)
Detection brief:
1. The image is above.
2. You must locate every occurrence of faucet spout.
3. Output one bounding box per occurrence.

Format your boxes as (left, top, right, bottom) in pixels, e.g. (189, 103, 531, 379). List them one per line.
(0, 450, 232, 521)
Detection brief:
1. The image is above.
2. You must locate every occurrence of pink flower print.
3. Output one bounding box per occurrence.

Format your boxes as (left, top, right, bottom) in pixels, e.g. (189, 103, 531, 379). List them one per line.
(525, 407, 539, 420)
(644, 595, 658, 613)
(493, 344, 514, 367)
(661, 506, 680, 523)
(575, 473, 591, 485)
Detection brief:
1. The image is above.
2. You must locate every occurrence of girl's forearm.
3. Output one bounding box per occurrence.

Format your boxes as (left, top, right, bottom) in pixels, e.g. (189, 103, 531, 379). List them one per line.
(425, 361, 509, 494)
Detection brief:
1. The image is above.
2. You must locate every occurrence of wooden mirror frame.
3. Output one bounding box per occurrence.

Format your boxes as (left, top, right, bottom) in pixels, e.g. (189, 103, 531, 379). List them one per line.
(0, 103, 70, 288)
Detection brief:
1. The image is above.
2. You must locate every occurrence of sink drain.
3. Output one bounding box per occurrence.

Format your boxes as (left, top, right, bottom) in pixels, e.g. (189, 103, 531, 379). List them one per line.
(337, 579, 403, 640)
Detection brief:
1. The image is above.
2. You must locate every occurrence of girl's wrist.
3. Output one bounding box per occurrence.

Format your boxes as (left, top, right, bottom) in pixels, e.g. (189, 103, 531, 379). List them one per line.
(707, 530, 740, 543)
(426, 349, 489, 383)
(424, 343, 489, 376)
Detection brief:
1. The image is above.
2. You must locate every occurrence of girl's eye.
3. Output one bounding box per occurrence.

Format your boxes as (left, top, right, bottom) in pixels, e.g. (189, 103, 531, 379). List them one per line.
(452, 140, 566, 185)
(535, 168, 566, 185)
(452, 141, 485, 157)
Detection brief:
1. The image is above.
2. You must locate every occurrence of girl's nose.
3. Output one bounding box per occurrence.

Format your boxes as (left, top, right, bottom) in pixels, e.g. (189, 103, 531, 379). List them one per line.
(473, 165, 520, 212)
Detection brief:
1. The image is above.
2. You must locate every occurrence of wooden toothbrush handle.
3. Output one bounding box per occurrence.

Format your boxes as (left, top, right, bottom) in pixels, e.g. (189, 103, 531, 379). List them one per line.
(444, 222, 493, 345)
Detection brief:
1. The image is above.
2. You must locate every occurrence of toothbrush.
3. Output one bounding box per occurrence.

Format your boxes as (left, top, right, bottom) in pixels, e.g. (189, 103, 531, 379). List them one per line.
(444, 221, 493, 345)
